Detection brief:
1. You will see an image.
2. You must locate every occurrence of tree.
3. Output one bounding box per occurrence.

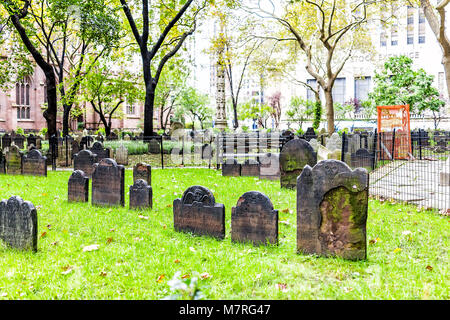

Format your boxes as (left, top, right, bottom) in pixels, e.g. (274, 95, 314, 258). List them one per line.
(369, 55, 445, 126)
(119, 0, 207, 137)
(267, 91, 282, 129)
(238, 101, 272, 129)
(176, 87, 212, 129)
(82, 60, 143, 136)
(1, 0, 122, 136)
(421, 0, 450, 98)
(247, 0, 376, 134)
(286, 96, 314, 131)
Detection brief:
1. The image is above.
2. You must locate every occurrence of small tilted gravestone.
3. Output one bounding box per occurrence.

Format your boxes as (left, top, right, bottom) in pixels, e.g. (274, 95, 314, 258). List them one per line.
(222, 159, 241, 176)
(68, 170, 89, 202)
(173, 186, 225, 239)
(115, 144, 128, 166)
(133, 162, 151, 185)
(231, 191, 278, 246)
(279, 139, 317, 189)
(89, 142, 110, 162)
(259, 153, 280, 180)
(73, 149, 98, 178)
(350, 148, 373, 171)
(241, 159, 260, 176)
(0, 150, 5, 174)
(5, 144, 23, 175)
(22, 149, 47, 177)
(297, 160, 369, 260)
(129, 179, 152, 210)
(92, 158, 125, 207)
(0, 196, 37, 251)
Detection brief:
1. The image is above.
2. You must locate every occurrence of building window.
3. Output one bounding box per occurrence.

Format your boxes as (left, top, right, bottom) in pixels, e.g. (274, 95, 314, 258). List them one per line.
(391, 24, 398, 46)
(332, 78, 346, 105)
(380, 31, 387, 47)
(407, 6, 414, 44)
(15, 81, 30, 106)
(418, 9, 426, 43)
(306, 79, 317, 101)
(354, 77, 371, 102)
(17, 106, 30, 120)
(126, 104, 135, 115)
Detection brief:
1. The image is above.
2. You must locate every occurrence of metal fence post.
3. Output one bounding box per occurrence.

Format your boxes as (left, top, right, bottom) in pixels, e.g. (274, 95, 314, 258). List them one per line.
(341, 131, 346, 162)
(391, 128, 396, 161)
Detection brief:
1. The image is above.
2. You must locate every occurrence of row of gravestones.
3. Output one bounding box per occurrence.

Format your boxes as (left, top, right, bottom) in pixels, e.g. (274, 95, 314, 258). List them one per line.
(1, 158, 368, 260)
(1, 133, 42, 150)
(174, 159, 368, 260)
(68, 160, 151, 209)
(72, 142, 128, 174)
(0, 146, 47, 176)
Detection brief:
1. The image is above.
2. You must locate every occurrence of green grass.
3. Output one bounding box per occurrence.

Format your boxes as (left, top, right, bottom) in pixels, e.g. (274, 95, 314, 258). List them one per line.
(0, 169, 448, 300)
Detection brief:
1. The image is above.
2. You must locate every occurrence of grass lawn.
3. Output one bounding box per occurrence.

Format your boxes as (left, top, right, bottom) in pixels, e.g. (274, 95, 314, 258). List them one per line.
(0, 168, 448, 300)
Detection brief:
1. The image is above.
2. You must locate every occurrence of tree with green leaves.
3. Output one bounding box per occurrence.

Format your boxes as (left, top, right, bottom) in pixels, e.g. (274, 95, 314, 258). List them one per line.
(119, 0, 208, 137)
(286, 96, 314, 131)
(238, 100, 272, 129)
(176, 87, 212, 129)
(369, 55, 445, 127)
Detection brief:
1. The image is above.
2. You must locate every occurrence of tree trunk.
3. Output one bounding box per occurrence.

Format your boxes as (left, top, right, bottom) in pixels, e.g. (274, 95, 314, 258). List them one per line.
(232, 99, 239, 129)
(63, 105, 71, 136)
(324, 89, 334, 135)
(442, 55, 450, 99)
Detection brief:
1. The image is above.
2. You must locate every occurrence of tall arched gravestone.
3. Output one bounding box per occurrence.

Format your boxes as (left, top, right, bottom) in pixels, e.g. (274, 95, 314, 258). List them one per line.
(22, 149, 47, 177)
(92, 158, 125, 207)
(133, 162, 151, 185)
(297, 160, 368, 260)
(116, 144, 128, 166)
(6, 144, 23, 175)
(129, 179, 152, 209)
(259, 153, 280, 180)
(279, 139, 317, 189)
(89, 142, 110, 162)
(231, 191, 278, 246)
(73, 149, 98, 178)
(68, 170, 89, 202)
(0, 196, 37, 251)
(173, 186, 225, 239)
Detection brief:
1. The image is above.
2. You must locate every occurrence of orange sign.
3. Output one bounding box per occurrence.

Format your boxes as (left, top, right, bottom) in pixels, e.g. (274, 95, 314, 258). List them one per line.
(377, 105, 412, 160)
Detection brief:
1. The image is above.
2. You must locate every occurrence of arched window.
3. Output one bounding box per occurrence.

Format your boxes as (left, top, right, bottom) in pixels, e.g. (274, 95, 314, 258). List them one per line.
(15, 77, 32, 119)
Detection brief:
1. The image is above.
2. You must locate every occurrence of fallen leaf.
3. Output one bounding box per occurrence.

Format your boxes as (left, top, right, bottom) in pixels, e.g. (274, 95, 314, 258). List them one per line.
(174, 259, 181, 263)
(281, 208, 289, 213)
(61, 265, 73, 275)
(181, 274, 190, 279)
(82, 244, 99, 252)
(200, 272, 211, 279)
(41, 193, 47, 196)
(99, 271, 107, 277)
(166, 204, 172, 208)
(276, 283, 288, 292)
(109, 228, 116, 232)
(106, 237, 113, 244)
(157, 274, 165, 283)
(46, 225, 52, 229)
(51, 241, 58, 246)
(426, 265, 433, 271)
(40, 232, 47, 238)
(393, 248, 402, 253)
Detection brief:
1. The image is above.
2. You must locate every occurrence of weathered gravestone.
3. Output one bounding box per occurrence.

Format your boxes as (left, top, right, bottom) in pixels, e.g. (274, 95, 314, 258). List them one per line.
(71, 140, 80, 158)
(304, 127, 317, 141)
(297, 160, 368, 260)
(0, 196, 37, 251)
(2, 134, 11, 149)
(173, 186, 225, 239)
(6, 144, 23, 175)
(115, 144, 128, 166)
(259, 153, 280, 180)
(92, 158, 125, 207)
(80, 135, 94, 149)
(129, 179, 152, 209)
(222, 159, 241, 176)
(68, 170, 89, 202)
(22, 149, 47, 176)
(279, 139, 317, 189)
(13, 134, 25, 149)
(241, 159, 260, 176)
(27, 134, 37, 149)
(325, 132, 342, 151)
(89, 142, 110, 162)
(57, 140, 72, 167)
(308, 138, 320, 152)
(73, 149, 98, 178)
(0, 151, 5, 174)
(351, 148, 373, 171)
(231, 191, 278, 246)
(133, 162, 151, 185)
(148, 138, 161, 154)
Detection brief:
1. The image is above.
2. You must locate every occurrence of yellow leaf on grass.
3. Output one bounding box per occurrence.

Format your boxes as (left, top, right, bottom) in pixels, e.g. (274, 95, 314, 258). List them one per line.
(393, 248, 402, 253)
(157, 274, 165, 283)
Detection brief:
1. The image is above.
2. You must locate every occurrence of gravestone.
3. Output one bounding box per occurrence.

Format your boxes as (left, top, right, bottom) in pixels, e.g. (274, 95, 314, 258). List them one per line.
(279, 139, 317, 189)
(231, 191, 278, 246)
(80, 136, 94, 149)
(148, 139, 161, 154)
(91, 158, 125, 207)
(351, 148, 373, 170)
(327, 149, 342, 160)
(27, 134, 37, 148)
(308, 138, 320, 152)
(173, 186, 225, 239)
(2, 134, 11, 149)
(5, 144, 23, 175)
(68, 170, 89, 202)
(115, 144, 128, 166)
(241, 159, 260, 176)
(222, 159, 241, 176)
(71, 140, 80, 158)
(57, 140, 72, 167)
(129, 179, 152, 209)
(22, 149, 47, 176)
(317, 145, 332, 161)
(89, 142, 110, 162)
(304, 127, 317, 141)
(259, 153, 280, 180)
(0, 196, 37, 251)
(13, 135, 25, 149)
(439, 157, 450, 186)
(133, 162, 151, 185)
(325, 132, 342, 151)
(107, 132, 118, 141)
(73, 149, 98, 177)
(96, 133, 104, 142)
(297, 160, 368, 260)
(0, 150, 5, 174)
